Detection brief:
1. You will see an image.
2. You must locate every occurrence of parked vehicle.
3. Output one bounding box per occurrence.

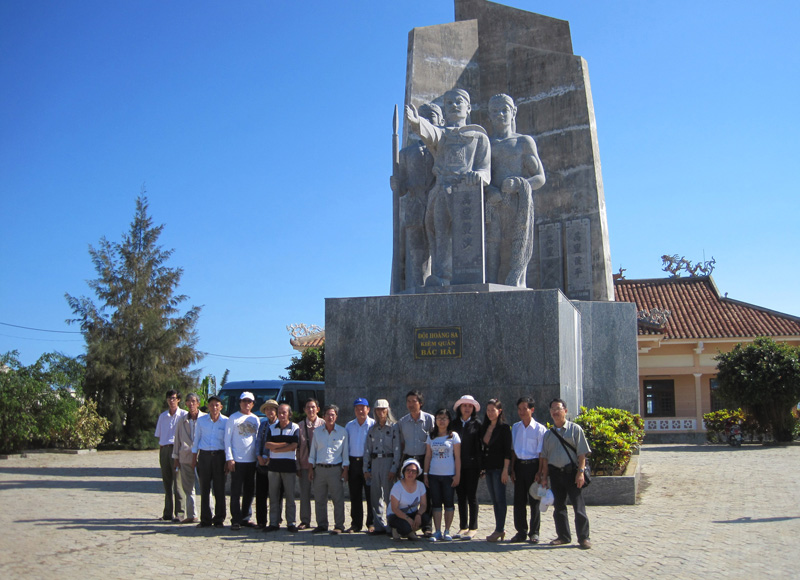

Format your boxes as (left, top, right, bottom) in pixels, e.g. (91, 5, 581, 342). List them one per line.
(727, 422, 743, 447)
(218, 380, 324, 418)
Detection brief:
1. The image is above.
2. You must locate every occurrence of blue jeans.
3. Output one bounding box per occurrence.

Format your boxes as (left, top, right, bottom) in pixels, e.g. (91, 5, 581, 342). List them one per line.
(485, 468, 507, 533)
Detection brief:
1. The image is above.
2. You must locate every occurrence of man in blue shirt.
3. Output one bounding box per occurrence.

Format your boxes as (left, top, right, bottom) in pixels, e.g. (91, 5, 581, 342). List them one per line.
(345, 398, 375, 532)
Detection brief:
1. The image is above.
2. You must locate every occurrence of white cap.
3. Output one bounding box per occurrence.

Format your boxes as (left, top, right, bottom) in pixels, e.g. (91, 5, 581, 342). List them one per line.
(240, 391, 255, 401)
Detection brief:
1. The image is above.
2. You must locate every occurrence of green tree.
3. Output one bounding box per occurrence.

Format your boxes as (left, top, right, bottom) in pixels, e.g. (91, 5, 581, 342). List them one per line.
(0, 351, 108, 453)
(281, 345, 324, 381)
(715, 337, 800, 442)
(66, 194, 202, 448)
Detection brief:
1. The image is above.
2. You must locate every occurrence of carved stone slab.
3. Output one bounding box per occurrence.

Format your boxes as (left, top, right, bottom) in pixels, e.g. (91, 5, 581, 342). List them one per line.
(538, 222, 563, 290)
(565, 218, 592, 300)
(451, 182, 486, 285)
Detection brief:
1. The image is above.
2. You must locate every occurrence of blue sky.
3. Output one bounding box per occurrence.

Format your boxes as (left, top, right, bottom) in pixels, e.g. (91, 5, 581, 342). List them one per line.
(2, 0, 798, 382)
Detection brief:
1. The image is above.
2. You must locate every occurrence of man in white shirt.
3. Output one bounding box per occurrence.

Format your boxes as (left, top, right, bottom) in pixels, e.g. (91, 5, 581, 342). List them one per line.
(154, 389, 187, 522)
(309, 404, 349, 534)
(345, 397, 375, 532)
(509, 396, 547, 543)
(224, 391, 260, 530)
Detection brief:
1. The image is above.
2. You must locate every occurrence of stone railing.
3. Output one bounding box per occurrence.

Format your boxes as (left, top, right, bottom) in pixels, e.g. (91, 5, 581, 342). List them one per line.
(644, 417, 697, 431)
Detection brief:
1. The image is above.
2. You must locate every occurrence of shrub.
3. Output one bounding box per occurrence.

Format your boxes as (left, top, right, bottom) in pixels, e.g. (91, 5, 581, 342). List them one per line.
(58, 399, 110, 449)
(574, 406, 645, 475)
(702, 408, 762, 443)
(0, 351, 108, 453)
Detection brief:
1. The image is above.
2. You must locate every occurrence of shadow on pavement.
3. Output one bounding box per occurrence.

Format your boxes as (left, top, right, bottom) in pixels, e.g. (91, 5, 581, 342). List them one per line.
(14, 517, 181, 532)
(642, 445, 767, 453)
(712, 515, 800, 524)
(0, 466, 161, 493)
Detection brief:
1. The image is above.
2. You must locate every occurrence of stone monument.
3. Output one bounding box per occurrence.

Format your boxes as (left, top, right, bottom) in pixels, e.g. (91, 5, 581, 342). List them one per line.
(326, 0, 638, 425)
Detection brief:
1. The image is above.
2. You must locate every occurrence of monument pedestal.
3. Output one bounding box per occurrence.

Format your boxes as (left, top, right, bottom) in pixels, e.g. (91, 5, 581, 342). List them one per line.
(326, 288, 638, 424)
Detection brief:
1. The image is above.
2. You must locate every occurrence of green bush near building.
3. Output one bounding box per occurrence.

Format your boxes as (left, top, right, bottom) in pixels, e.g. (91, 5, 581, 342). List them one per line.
(574, 406, 645, 475)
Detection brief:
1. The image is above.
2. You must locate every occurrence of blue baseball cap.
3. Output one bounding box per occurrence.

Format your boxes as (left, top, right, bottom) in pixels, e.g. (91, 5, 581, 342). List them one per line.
(353, 397, 369, 407)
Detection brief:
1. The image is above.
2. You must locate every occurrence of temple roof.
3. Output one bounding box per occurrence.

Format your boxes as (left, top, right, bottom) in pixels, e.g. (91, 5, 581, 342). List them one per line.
(614, 276, 800, 339)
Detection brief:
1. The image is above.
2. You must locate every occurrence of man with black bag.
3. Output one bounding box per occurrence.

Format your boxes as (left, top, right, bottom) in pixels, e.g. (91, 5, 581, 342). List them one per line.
(538, 398, 592, 549)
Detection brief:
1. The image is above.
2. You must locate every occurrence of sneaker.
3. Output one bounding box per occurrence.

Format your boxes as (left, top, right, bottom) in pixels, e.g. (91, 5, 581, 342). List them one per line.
(429, 531, 442, 542)
(391, 528, 401, 541)
(442, 530, 453, 541)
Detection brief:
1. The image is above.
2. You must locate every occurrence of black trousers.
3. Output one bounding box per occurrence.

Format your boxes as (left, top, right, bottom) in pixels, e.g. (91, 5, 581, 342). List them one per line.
(513, 459, 540, 537)
(197, 450, 226, 525)
(229, 461, 256, 525)
(348, 456, 373, 529)
(549, 465, 590, 542)
(255, 467, 269, 527)
(456, 466, 480, 530)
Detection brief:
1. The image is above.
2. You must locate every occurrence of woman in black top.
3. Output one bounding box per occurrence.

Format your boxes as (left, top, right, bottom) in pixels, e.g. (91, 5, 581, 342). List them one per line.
(480, 398, 512, 541)
(451, 395, 482, 539)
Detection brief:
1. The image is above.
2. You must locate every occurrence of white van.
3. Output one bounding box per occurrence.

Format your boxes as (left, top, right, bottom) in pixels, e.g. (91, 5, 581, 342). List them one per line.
(218, 379, 325, 418)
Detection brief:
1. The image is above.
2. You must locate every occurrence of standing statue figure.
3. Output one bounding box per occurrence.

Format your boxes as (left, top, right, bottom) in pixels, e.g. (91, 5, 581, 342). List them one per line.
(485, 94, 545, 287)
(390, 104, 443, 291)
(405, 89, 491, 287)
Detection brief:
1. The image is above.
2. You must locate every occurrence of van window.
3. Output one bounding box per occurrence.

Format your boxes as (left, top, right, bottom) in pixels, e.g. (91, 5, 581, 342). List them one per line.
(219, 388, 280, 418)
(279, 390, 295, 410)
(297, 390, 317, 409)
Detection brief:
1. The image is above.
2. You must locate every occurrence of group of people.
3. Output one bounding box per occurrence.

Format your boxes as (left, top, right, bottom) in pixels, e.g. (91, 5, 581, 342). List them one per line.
(155, 388, 591, 549)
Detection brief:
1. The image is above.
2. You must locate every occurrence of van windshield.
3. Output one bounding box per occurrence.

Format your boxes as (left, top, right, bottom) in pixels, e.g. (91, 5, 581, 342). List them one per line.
(219, 388, 280, 418)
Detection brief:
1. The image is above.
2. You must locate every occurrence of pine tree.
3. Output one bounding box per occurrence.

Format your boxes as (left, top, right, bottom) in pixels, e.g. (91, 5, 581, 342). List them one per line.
(66, 193, 202, 448)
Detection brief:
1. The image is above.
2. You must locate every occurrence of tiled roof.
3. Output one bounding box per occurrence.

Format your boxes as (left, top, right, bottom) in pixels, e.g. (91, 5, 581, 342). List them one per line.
(289, 331, 326, 350)
(614, 276, 800, 339)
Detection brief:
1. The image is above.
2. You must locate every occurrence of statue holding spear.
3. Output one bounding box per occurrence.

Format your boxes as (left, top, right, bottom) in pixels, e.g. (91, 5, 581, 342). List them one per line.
(389, 102, 443, 293)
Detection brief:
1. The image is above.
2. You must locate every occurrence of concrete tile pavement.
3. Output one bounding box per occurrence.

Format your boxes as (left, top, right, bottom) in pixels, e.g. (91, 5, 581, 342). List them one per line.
(0, 444, 797, 579)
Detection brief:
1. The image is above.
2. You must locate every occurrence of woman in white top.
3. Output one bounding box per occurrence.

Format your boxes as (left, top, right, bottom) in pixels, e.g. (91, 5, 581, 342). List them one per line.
(387, 459, 430, 540)
(423, 408, 461, 541)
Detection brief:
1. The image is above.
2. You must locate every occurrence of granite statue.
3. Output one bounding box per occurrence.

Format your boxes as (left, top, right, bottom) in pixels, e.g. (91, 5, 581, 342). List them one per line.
(405, 89, 491, 287)
(390, 103, 443, 292)
(485, 94, 545, 287)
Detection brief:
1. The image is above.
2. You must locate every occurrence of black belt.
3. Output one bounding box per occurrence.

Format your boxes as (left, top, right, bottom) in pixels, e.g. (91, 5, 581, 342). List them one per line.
(349, 456, 364, 462)
(371, 453, 390, 459)
(517, 458, 539, 465)
(199, 449, 224, 455)
(315, 463, 342, 468)
(549, 464, 573, 472)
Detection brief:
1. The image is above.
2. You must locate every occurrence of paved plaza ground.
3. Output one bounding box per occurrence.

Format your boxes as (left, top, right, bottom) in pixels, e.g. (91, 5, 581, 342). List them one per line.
(0, 443, 798, 579)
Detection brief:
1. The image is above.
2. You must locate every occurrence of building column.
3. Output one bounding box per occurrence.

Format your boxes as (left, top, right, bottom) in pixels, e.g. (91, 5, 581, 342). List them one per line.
(693, 373, 703, 432)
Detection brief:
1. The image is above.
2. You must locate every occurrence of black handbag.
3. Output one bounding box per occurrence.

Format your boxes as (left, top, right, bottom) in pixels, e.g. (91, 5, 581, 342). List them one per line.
(549, 427, 591, 488)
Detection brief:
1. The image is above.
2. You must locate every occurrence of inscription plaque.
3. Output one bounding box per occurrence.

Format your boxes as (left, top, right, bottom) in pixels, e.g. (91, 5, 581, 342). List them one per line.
(565, 218, 592, 300)
(538, 222, 563, 290)
(451, 182, 486, 285)
(414, 327, 462, 359)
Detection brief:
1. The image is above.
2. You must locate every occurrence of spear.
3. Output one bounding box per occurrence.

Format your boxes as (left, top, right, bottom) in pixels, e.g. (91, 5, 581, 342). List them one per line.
(390, 104, 401, 294)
